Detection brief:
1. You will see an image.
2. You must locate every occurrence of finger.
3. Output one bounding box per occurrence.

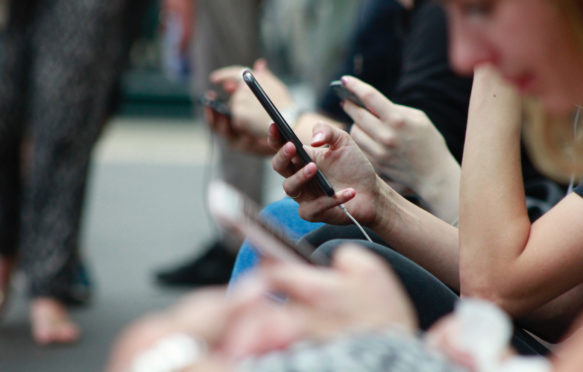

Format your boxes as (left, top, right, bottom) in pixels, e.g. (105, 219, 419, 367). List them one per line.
(257, 262, 339, 305)
(281, 162, 319, 198)
(210, 65, 247, 84)
(299, 189, 356, 222)
(272, 142, 300, 178)
(267, 123, 286, 150)
(342, 99, 385, 139)
(311, 122, 352, 150)
(340, 75, 397, 121)
(350, 125, 388, 161)
(253, 58, 268, 72)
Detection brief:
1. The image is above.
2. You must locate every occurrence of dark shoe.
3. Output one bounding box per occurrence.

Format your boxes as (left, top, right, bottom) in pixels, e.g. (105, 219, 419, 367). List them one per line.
(155, 240, 236, 287)
(61, 258, 93, 307)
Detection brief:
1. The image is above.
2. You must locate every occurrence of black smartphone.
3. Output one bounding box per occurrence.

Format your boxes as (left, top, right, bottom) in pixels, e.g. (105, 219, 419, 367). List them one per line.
(208, 181, 329, 266)
(329, 80, 366, 109)
(241, 69, 335, 197)
(198, 95, 232, 118)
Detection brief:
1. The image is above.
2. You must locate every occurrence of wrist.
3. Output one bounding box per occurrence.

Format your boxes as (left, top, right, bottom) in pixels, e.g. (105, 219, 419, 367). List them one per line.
(415, 155, 460, 224)
(369, 175, 399, 234)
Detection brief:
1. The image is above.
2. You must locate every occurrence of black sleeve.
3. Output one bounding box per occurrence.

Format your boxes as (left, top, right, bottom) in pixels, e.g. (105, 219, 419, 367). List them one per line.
(574, 182, 583, 197)
(317, 0, 405, 123)
(391, 1, 472, 163)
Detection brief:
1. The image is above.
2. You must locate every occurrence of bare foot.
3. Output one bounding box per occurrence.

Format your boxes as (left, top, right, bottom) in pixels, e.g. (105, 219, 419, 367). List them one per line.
(31, 297, 80, 345)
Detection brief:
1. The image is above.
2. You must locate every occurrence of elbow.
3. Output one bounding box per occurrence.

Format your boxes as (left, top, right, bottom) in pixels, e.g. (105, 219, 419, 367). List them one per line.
(459, 271, 523, 317)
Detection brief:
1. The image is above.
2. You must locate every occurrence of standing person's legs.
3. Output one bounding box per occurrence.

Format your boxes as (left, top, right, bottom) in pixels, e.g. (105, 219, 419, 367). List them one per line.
(0, 15, 28, 311)
(193, 0, 264, 204)
(157, 0, 265, 287)
(194, 0, 264, 204)
(22, 0, 129, 344)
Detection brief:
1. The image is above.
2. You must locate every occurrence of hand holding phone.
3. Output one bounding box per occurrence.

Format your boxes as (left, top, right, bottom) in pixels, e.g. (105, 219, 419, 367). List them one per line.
(242, 69, 335, 197)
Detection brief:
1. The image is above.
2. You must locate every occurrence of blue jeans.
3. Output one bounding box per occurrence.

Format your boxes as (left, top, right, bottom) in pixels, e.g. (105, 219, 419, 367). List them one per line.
(228, 197, 323, 289)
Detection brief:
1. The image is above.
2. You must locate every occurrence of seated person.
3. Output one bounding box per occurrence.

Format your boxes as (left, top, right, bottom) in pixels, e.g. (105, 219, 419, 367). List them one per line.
(207, 0, 562, 289)
(108, 246, 560, 372)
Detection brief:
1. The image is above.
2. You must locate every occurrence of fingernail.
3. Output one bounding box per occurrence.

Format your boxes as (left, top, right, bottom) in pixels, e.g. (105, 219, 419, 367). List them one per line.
(340, 76, 349, 85)
(305, 163, 317, 176)
(344, 189, 355, 198)
(312, 132, 325, 143)
(284, 142, 294, 155)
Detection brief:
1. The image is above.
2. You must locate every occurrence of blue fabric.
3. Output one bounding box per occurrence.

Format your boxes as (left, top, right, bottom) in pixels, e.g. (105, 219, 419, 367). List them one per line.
(228, 197, 324, 288)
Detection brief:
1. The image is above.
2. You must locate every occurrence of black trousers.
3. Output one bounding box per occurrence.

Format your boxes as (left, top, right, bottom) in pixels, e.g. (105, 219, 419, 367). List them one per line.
(301, 224, 549, 356)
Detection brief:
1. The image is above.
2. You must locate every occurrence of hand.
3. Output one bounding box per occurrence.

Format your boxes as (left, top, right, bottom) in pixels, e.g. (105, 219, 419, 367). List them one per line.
(342, 76, 455, 195)
(162, 0, 194, 53)
(210, 59, 295, 137)
(108, 289, 235, 372)
(203, 94, 274, 155)
(268, 121, 383, 226)
(341, 76, 460, 222)
(250, 245, 418, 342)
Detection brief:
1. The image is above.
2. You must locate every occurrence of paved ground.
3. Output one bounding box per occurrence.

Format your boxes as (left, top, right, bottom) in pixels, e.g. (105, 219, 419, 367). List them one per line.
(0, 117, 279, 371)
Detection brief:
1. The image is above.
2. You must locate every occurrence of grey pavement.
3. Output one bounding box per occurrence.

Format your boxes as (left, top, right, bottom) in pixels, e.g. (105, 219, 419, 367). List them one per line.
(0, 117, 279, 372)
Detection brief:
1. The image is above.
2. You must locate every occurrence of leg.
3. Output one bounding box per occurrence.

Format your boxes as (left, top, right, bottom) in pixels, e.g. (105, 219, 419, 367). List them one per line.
(22, 0, 130, 344)
(314, 238, 548, 355)
(0, 7, 30, 311)
(192, 0, 265, 205)
(157, 0, 265, 287)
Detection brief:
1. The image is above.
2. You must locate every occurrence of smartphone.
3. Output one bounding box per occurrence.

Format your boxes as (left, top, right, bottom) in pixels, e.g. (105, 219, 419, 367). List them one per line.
(208, 181, 329, 266)
(241, 69, 335, 197)
(329, 80, 366, 109)
(198, 95, 232, 118)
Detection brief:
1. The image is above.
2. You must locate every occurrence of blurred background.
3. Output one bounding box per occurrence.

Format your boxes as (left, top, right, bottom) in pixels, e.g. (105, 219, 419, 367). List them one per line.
(0, 0, 360, 370)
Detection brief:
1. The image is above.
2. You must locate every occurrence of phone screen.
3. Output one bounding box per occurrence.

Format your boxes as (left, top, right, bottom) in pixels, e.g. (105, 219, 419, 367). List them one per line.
(242, 69, 335, 197)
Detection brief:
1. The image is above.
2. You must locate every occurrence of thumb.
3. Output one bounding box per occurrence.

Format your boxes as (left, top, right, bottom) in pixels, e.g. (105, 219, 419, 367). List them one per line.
(311, 122, 352, 150)
(253, 58, 269, 72)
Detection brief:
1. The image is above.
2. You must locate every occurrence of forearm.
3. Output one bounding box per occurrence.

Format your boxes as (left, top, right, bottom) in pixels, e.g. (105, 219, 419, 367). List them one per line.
(371, 176, 460, 290)
(458, 66, 533, 307)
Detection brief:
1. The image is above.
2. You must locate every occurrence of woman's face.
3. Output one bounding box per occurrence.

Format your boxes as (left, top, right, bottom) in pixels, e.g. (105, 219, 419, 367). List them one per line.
(443, 0, 583, 113)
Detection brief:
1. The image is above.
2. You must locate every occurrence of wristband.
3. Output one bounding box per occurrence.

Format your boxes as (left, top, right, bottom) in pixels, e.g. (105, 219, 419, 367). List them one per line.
(130, 333, 208, 372)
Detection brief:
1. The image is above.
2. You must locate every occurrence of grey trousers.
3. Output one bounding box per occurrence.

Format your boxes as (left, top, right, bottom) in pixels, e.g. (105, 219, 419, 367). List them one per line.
(190, 0, 265, 204)
(0, 0, 131, 298)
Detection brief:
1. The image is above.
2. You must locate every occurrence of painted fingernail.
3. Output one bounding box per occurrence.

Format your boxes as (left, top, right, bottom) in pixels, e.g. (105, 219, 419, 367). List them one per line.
(284, 142, 294, 155)
(312, 132, 325, 143)
(304, 163, 317, 176)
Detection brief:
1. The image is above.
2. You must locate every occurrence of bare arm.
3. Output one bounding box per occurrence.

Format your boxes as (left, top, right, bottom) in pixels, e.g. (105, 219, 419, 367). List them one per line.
(459, 66, 583, 317)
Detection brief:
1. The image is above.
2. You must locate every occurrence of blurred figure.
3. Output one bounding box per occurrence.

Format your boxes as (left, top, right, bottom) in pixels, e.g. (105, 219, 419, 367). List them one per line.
(155, 0, 265, 288)
(156, 0, 361, 287)
(0, 0, 137, 344)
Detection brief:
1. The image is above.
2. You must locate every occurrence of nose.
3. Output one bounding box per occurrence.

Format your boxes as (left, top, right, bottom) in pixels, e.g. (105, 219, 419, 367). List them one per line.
(448, 20, 497, 75)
